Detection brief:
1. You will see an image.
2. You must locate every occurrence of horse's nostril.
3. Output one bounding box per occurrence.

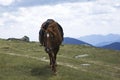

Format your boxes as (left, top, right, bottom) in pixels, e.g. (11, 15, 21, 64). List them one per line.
(45, 48, 49, 52)
(47, 48, 49, 52)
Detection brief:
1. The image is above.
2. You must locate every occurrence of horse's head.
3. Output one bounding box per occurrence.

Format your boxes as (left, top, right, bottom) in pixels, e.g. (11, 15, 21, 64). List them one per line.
(44, 30, 55, 53)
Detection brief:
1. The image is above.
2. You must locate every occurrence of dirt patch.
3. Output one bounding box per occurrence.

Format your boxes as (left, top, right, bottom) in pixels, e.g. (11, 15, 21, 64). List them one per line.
(75, 54, 89, 58)
(4, 53, 79, 70)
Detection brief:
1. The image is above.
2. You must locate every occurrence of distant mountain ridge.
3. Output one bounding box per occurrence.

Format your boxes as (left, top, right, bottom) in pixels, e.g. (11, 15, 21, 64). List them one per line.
(79, 34, 120, 46)
(63, 37, 91, 46)
(101, 42, 120, 50)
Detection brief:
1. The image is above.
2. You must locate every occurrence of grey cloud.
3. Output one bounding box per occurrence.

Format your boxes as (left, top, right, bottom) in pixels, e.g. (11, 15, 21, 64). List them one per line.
(11, 0, 96, 7)
(0, 0, 96, 13)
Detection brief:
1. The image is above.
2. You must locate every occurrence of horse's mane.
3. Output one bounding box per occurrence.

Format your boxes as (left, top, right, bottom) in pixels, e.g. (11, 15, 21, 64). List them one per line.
(45, 20, 63, 45)
(39, 19, 63, 46)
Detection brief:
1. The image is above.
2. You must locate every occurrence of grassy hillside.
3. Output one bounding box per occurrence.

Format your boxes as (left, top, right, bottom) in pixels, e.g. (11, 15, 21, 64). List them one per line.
(0, 39, 120, 80)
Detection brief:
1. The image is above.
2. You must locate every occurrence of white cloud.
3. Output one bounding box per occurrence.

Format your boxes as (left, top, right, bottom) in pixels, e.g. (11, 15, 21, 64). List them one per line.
(0, 0, 120, 41)
(0, 0, 15, 6)
(0, 18, 4, 26)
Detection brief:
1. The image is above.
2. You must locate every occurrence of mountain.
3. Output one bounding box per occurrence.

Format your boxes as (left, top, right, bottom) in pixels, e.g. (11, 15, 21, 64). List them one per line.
(63, 37, 91, 46)
(79, 34, 120, 46)
(101, 42, 120, 50)
(95, 42, 113, 47)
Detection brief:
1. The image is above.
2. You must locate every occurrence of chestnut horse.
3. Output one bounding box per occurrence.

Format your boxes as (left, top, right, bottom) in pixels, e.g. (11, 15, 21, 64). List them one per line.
(39, 19, 63, 74)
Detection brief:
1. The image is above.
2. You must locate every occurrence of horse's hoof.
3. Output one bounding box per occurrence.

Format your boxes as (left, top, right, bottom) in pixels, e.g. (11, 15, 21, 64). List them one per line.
(49, 65, 52, 68)
(53, 72, 57, 76)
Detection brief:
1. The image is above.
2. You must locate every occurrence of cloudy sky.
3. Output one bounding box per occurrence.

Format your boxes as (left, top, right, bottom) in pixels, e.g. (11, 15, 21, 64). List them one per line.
(0, 0, 120, 41)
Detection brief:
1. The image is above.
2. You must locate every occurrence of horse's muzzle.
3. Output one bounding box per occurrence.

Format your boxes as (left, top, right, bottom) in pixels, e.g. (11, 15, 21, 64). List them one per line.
(45, 47, 52, 53)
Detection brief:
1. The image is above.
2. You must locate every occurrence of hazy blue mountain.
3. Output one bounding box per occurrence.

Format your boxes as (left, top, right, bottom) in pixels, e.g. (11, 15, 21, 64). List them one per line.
(95, 42, 113, 47)
(63, 37, 91, 46)
(101, 42, 120, 50)
(79, 34, 120, 46)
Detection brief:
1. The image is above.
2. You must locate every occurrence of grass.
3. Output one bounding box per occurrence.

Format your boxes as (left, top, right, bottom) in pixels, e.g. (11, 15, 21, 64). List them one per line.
(0, 39, 120, 80)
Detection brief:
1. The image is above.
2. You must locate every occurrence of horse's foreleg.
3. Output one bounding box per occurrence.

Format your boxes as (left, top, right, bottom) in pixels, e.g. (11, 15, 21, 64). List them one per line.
(48, 53, 52, 67)
(54, 53, 57, 67)
(51, 53, 56, 73)
(53, 47, 59, 67)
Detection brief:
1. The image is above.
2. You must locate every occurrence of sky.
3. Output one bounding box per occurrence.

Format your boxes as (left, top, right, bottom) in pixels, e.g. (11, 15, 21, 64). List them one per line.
(0, 0, 120, 41)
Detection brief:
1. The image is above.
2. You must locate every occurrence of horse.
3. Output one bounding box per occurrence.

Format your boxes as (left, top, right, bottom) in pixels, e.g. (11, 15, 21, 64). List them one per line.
(39, 19, 64, 74)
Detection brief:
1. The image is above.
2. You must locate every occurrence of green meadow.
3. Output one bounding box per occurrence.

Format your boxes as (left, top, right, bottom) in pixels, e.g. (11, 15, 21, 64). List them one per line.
(0, 39, 120, 80)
